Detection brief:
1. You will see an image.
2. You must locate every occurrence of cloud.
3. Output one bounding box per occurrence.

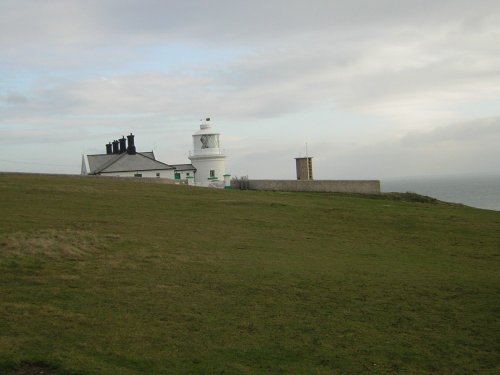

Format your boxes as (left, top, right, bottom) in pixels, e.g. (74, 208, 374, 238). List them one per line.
(401, 116, 500, 146)
(1, 92, 29, 105)
(1, 1, 500, 177)
(4, 23, 499, 129)
(307, 116, 500, 179)
(2, 1, 499, 46)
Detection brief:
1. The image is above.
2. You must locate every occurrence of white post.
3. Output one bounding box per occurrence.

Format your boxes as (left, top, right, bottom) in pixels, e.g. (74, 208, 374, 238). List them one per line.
(223, 174, 231, 189)
(81, 155, 88, 175)
(305, 142, 309, 180)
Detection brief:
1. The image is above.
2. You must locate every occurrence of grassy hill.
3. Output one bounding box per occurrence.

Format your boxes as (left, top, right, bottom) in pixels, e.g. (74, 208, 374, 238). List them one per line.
(0, 173, 499, 374)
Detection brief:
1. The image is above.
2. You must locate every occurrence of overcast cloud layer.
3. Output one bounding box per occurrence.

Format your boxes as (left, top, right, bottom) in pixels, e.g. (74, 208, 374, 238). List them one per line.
(1, 0, 499, 178)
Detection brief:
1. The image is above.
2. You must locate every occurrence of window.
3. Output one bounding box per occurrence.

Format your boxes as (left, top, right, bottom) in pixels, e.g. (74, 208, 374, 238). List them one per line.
(200, 134, 220, 149)
(134, 173, 142, 178)
(186, 172, 190, 176)
(156, 173, 160, 177)
(210, 170, 215, 177)
(175, 172, 181, 180)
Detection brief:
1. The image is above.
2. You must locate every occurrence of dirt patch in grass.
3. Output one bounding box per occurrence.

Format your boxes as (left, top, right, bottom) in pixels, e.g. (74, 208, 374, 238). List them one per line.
(3, 362, 59, 375)
(0, 229, 104, 260)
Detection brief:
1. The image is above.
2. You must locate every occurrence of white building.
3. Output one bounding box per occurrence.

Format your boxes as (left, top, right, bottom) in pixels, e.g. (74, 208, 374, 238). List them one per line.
(84, 120, 228, 187)
(189, 118, 227, 187)
(85, 133, 195, 180)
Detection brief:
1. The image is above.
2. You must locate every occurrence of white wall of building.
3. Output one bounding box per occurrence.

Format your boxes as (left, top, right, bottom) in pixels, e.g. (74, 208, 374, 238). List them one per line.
(173, 170, 195, 180)
(100, 169, 175, 179)
(190, 156, 225, 185)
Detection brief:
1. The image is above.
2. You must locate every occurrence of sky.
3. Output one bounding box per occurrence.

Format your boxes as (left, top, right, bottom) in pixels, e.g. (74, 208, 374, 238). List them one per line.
(1, 0, 500, 179)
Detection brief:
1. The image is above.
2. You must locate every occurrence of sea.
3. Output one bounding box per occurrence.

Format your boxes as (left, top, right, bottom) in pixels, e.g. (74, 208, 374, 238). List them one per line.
(381, 174, 500, 211)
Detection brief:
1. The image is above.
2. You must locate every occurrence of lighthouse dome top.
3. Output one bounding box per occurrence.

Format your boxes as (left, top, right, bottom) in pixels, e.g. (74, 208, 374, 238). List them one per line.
(194, 118, 219, 136)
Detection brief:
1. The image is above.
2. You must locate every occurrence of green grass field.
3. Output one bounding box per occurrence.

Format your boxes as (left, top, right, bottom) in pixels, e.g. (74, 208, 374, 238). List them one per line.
(1, 173, 499, 374)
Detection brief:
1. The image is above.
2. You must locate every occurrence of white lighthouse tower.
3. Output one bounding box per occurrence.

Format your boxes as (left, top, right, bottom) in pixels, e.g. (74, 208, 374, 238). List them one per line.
(189, 118, 226, 186)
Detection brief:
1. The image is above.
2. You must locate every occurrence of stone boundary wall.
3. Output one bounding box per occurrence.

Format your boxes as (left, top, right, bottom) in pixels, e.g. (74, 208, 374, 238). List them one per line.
(231, 179, 380, 194)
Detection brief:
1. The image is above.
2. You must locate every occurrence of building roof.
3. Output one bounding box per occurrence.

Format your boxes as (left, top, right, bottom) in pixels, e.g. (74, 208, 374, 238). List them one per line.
(171, 164, 196, 171)
(140, 151, 155, 159)
(87, 152, 174, 174)
(87, 154, 116, 173)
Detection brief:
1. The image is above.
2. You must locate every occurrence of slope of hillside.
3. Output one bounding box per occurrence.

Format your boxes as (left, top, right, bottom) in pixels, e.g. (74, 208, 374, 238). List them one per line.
(1, 174, 499, 374)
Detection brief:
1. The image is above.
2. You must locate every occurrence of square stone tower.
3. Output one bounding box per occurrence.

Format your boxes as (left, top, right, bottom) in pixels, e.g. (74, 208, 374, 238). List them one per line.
(295, 157, 313, 180)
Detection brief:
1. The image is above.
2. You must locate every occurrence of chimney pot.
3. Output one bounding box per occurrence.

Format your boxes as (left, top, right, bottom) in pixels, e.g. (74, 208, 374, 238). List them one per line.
(119, 136, 127, 154)
(127, 133, 136, 155)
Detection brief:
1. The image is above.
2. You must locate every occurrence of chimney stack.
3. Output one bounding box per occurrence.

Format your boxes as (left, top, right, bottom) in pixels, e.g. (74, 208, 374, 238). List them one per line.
(119, 136, 127, 154)
(112, 140, 119, 154)
(127, 133, 136, 155)
(106, 142, 112, 155)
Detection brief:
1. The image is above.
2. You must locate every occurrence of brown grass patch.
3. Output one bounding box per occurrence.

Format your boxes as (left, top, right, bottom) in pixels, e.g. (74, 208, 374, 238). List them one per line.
(0, 229, 103, 260)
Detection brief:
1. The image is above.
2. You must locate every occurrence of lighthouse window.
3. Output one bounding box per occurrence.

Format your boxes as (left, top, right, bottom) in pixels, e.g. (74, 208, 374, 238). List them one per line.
(200, 134, 219, 149)
(210, 170, 215, 177)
